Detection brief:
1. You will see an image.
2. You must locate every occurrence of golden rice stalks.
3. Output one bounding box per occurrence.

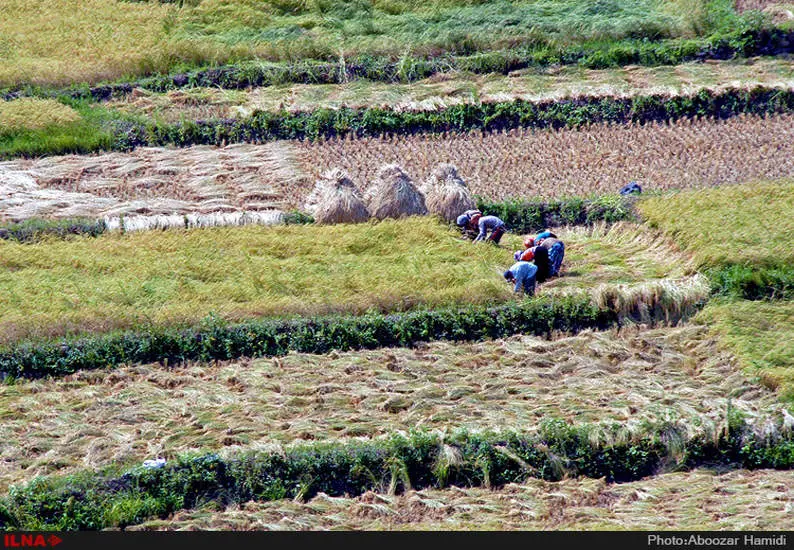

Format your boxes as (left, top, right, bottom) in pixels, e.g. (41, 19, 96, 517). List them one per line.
(420, 164, 475, 222)
(307, 168, 370, 225)
(591, 274, 712, 326)
(366, 164, 427, 220)
(0, 98, 81, 131)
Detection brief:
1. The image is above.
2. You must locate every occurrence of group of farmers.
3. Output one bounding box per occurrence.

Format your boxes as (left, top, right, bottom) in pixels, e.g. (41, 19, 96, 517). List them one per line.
(455, 209, 565, 296)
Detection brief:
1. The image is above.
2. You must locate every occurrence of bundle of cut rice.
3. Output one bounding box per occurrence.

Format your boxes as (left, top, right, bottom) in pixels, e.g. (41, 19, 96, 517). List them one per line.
(305, 168, 370, 224)
(367, 164, 427, 220)
(420, 163, 474, 222)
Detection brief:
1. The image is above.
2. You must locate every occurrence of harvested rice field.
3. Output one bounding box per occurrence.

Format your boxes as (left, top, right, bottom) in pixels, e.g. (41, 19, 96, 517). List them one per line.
(5, 112, 794, 219)
(0, 324, 784, 493)
(0, 221, 693, 344)
(0, 143, 303, 222)
(297, 113, 794, 203)
(128, 468, 794, 530)
(108, 58, 794, 122)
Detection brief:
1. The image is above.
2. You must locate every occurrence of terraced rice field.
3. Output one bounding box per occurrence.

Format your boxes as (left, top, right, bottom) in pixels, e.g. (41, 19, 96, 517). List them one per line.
(128, 468, 794, 530)
(0, 143, 303, 222)
(4, 112, 794, 219)
(107, 58, 794, 121)
(0, 324, 782, 493)
(297, 113, 794, 203)
(0, 221, 695, 343)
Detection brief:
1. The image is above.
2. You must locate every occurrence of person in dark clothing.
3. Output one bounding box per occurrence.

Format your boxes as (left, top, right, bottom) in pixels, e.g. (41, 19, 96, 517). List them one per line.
(530, 244, 551, 283)
(538, 236, 565, 277)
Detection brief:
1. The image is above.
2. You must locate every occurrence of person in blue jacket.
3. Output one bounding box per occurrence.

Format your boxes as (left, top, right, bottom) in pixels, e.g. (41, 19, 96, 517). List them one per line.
(503, 261, 538, 295)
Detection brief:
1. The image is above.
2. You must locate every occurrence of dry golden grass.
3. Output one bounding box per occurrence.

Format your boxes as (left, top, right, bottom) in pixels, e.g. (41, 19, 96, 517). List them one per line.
(0, 99, 82, 132)
(109, 57, 794, 120)
(0, 325, 781, 492)
(296, 113, 794, 203)
(5, 112, 794, 218)
(128, 468, 794, 530)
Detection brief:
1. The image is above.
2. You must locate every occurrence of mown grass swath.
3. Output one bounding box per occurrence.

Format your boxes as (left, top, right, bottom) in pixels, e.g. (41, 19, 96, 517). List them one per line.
(3, 416, 794, 530)
(639, 179, 794, 401)
(8, 26, 794, 102)
(101, 56, 794, 123)
(0, 324, 761, 491)
(125, 469, 794, 530)
(696, 301, 794, 400)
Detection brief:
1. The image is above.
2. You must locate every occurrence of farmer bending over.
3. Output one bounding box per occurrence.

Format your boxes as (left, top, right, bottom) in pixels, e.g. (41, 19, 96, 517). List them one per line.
(472, 214, 507, 244)
(524, 230, 565, 278)
(504, 261, 538, 296)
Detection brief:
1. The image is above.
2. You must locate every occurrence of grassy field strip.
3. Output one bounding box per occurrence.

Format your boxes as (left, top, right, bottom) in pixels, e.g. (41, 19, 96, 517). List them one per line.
(297, 113, 794, 204)
(638, 179, 794, 268)
(107, 57, 794, 122)
(128, 468, 794, 530)
(0, 221, 689, 344)
(697, 301, 794, 400)
(5, 113, 794, 214)
(638, 179, 794, 401)
(0, 0, 741, 88)
(0, 142, 301, 221)
(0, 324, 780, 493)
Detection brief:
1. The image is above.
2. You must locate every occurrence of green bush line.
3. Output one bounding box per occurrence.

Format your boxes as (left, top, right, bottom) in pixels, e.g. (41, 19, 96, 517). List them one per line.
(3, 416, 793, 530)
(706, 264, 794, 301)
(3, 26, 792, 102)
(0, 296, 615, 380)
(0, 218, 106, 243)
(476, 195, 638, 234)
(109, 86, 794, 151)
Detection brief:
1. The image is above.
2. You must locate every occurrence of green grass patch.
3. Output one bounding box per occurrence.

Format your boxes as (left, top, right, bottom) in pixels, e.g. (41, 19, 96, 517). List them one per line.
(0, 0, 749, 88)
(697, 300, 794, 400)
(638, 178, 794, 269)
(0, 218, 509, 343)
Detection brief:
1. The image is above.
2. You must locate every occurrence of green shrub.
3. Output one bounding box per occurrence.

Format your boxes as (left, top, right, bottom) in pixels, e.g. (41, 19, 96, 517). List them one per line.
(4, 418, 794, 530)
(0, 296, 614, 379)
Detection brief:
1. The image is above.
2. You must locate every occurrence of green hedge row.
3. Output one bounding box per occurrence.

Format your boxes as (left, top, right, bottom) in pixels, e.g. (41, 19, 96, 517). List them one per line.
(477, 195, 637, 234)
(110, 86, 794, 150)
(707, 264, 794, 301)
(0, 296, 614, 380)
(4, 26, 792, 102)
(0, 218, 106, 243)
(3, 415, 793, 530)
